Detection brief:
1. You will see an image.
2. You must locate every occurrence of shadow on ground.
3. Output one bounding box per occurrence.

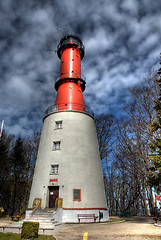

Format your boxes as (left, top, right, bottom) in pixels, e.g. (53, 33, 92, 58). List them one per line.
(120, 216, 154, 224)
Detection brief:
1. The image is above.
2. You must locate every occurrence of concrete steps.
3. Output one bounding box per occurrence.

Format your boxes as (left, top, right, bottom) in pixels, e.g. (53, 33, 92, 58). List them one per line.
(0, 208, 59, 235)
(25, 208, 57, 229)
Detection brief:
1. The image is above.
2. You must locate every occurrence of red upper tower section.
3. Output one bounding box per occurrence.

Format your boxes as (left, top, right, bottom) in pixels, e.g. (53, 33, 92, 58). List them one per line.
(55, 35, 86, 111)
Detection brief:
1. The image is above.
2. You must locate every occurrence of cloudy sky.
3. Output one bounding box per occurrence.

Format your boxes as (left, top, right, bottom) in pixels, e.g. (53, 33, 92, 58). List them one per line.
(0, 0, 161, 137)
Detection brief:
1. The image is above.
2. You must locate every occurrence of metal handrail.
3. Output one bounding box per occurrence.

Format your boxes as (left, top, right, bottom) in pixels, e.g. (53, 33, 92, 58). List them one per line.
(56, 35, 85, 59)
(57, 38, 85, 52)
(54, 74, 86, 92)
(44, 103, 94, 119)
(55, 73, 86, 83)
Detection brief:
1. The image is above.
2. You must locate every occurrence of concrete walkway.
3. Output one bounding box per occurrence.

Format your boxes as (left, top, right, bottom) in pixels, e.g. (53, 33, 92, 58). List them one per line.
(55, 217, 161, 240)
(1, 217, 161, 239)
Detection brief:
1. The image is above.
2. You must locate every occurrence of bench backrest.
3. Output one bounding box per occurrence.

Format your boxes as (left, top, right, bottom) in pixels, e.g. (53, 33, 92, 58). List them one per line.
(77, 214, 95, 217)
(13, 213, 21, 216)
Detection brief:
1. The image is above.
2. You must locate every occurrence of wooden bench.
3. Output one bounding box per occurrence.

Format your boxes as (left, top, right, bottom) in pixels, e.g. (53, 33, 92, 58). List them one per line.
(11, 212, 21, 221)
(77, 214, 98, 222)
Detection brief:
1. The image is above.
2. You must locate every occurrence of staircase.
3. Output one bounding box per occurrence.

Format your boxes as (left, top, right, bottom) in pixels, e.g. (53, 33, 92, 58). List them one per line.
(26, 208, 58, 234)
(24, 208, 58, 235)
(0, 208, 59, 235)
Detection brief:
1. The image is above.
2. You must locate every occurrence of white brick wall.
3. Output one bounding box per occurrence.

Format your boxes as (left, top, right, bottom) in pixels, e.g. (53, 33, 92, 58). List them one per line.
(54, 208, 109, 223)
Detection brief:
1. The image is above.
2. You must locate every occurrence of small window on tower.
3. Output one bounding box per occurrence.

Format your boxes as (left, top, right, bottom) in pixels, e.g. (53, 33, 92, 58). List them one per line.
(73, 189, 81, 201)
(51, 165, 59, 174)
(55, 121, 62, 129)
(53, 141, 61, 150)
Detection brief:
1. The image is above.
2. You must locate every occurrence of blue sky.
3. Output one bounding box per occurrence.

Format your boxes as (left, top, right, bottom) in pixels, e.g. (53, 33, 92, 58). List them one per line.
(0, 0, 161, 136)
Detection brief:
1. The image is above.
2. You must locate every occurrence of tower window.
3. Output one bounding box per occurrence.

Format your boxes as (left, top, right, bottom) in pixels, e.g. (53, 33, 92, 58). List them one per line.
(73, 189, 81, 201)
(53, 141, 61, 150)
(51, 165, 59, 174)
(55, 121, 62, 129)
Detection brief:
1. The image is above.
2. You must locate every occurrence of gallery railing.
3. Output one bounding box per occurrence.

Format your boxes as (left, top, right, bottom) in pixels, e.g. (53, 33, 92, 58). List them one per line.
(44, 103, 94, 118)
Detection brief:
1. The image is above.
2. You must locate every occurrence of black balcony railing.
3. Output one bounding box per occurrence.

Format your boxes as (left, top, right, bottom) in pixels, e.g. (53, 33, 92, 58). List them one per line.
(57, 35, 85, 59)
(44, 103, 94, 119)
(55, 74, 86, 92)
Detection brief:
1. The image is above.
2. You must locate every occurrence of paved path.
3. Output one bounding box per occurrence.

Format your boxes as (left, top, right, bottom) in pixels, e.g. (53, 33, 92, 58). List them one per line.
(55, 218, 161, 240)
(0, 218, 11, 226)
(1, 217, 161, 239)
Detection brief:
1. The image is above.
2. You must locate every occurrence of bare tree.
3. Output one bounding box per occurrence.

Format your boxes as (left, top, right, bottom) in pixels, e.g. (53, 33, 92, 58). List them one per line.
(95, 114, 116, 164)
(103, 71, 158, 216)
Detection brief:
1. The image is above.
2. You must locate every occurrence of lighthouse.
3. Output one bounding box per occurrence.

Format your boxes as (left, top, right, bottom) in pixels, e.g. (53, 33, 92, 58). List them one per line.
(27, 35, 109, 223)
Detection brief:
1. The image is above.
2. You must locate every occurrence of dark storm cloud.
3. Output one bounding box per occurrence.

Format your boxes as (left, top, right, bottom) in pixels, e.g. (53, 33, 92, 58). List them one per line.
(0, 0, 160, 136)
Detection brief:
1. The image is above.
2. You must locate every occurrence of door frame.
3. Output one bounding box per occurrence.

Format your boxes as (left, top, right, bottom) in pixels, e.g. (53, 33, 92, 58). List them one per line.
(48, 186, 59, 208)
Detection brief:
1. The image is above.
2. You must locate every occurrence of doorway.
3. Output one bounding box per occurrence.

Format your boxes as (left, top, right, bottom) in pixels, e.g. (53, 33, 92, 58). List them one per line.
(49, 186, 59, 208)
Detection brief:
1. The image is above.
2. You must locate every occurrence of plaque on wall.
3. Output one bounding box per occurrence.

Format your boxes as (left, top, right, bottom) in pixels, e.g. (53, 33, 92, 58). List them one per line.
(73, 189, 81, 201)
(32, 198, 42, 210)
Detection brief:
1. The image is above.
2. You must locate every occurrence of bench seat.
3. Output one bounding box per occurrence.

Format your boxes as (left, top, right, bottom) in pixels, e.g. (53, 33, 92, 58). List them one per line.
(77, 213, 98, 222)
(11, 213, 21, 221)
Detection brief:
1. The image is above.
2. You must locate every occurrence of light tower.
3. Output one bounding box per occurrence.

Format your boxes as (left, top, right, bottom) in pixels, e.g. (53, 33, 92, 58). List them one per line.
(27, 35, 109, 223)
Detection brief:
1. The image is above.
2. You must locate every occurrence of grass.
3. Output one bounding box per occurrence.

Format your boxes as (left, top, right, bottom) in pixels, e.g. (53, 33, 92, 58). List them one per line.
(0, 232, 56, 240)
(109, 217, 123, 222)
(66, 217, 123, 224)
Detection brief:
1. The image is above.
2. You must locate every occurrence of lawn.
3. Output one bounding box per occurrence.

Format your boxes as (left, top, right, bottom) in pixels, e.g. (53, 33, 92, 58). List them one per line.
(109, 217, 123, 222)
(66, 217, 123, 224)
(0, 232, 56, 240)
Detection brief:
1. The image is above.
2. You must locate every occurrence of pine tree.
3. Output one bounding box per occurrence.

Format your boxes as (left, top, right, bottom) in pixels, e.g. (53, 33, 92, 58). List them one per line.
(0, 132, 13, 210)
(10, 136, 27, 213)
(148, 55, 161, 192)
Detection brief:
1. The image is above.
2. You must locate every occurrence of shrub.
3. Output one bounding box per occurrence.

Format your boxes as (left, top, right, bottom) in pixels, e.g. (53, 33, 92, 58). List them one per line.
(21, 221, 39, 239)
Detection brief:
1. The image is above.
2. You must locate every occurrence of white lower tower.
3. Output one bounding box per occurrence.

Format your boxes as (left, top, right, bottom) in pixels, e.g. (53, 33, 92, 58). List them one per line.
(26, 35, 109, 222)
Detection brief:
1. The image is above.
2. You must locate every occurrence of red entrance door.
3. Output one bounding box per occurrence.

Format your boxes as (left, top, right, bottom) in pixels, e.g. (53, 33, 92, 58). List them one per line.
(49, 186, 59, 208)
